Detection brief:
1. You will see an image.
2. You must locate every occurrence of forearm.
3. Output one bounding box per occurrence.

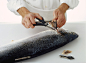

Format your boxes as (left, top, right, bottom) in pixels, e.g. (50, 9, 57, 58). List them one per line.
(60, 0, 79, 9)
(58, 3, 69, 13)
(17, 7, 31, 17)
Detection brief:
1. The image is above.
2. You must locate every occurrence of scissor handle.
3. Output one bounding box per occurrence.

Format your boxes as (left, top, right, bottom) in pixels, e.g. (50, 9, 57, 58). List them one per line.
(33, 22, 47, 26)
(33, 17, 47, 26)
(36, 17, 46, 24)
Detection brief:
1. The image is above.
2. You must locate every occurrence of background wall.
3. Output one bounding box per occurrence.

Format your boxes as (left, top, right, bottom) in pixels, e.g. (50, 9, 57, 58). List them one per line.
(67, 0, 86, 22)
(0, 0, 86, 23)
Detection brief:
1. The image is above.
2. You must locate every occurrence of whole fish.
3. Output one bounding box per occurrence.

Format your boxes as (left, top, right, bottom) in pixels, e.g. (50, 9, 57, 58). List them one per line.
(0, 28, 78, 63)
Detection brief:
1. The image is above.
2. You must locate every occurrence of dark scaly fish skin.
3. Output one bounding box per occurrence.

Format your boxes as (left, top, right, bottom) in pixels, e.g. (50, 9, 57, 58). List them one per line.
(0, 28, 78, 63)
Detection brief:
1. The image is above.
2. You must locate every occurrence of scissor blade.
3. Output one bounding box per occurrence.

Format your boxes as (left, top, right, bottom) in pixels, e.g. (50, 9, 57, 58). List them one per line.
(49, 21, 57, 29)
(45, 23, 57, 30)
(45, 26, 56, 30)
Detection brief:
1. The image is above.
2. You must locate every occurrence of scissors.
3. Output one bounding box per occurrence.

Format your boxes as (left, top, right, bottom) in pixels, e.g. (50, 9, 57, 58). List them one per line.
(33, 17, 58, 30)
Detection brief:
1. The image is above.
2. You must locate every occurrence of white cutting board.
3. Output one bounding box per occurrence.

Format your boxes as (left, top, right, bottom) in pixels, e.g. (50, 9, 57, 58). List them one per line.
(0, 22, 86, 63)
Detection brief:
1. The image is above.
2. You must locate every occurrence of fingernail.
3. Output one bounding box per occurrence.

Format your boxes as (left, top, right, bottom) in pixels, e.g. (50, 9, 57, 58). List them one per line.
(54, 20, 57, 22)
(41, 17, 43, 20)
(41, 18, 43, 20)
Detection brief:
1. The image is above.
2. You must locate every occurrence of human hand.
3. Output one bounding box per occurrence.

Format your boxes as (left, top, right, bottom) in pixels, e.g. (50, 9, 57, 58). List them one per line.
(53, 8, 66, 28)
(22, 12, 42, 28)
(17, 7, 42, 28)
(53, 3, 69, 28)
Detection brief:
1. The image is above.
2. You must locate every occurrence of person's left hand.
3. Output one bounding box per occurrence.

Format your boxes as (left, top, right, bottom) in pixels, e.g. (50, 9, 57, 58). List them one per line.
(52, 3, 69, 28)
(53, 8, 66, 28)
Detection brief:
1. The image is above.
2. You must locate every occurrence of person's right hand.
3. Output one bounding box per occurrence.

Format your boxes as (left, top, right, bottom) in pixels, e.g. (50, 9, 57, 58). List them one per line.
(22, 12, 42, 28)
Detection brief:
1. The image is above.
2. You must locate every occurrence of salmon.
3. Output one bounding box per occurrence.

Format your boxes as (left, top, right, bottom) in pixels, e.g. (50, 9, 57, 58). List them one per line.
(0, 28, 78, 63)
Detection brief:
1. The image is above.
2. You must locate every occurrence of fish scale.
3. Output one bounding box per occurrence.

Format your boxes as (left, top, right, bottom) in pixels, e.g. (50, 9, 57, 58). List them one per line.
(0, 28, 78, 63)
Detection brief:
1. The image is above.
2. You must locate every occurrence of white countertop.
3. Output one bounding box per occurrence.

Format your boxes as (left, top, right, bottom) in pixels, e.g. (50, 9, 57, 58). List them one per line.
(0, 22, 86, 63)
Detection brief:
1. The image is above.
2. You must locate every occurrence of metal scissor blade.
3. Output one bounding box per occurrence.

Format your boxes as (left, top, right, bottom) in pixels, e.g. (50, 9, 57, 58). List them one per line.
(49, 21, 57, 29)
(45, 23, 57, 30)
(45, 26, 56, 30)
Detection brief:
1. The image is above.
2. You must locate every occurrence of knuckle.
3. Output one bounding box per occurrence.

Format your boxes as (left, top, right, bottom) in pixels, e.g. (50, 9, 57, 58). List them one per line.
(36, 13, 39, 15)
(26, 23, 30, 28)
(28, 14, 33, 17)
(31, 20, 35, 24)
(28, 23, 31, 27)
